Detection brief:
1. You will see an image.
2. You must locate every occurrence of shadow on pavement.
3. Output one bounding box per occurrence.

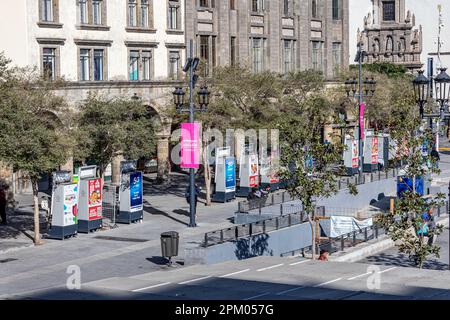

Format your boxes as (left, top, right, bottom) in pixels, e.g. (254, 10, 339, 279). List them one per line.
(363, 252, 449, 271)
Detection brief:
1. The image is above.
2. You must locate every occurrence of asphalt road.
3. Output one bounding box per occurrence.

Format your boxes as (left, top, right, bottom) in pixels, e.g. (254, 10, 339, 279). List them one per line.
(3, 256, 450, 300)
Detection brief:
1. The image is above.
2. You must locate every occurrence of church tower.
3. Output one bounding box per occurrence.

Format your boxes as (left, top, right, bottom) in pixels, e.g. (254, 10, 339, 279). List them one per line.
(358, 0, 422, 71)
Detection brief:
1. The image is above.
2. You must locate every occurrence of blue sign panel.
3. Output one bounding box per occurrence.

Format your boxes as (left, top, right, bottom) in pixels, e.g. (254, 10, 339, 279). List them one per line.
(225, 157, 236, 192)
(130, 171, 143, 212)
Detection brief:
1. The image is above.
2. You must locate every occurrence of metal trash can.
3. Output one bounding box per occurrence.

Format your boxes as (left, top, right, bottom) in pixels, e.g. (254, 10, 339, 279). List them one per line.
(161, 231, 179, 259)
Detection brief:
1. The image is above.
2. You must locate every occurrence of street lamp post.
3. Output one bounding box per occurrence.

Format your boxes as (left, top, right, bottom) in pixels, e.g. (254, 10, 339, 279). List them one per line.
(173, 39, 210, 228)
(345, 42, 376, 178)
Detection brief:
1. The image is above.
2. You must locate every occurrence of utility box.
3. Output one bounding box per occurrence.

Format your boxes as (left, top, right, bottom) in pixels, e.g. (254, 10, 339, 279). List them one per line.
(343, 135, 359, 176)
(117, 160, 144, 224)
(212, 147, 236, 203)
(47, 171, 78, 240)
(77, 165, 103, 233)
(363, 132, 379, 172)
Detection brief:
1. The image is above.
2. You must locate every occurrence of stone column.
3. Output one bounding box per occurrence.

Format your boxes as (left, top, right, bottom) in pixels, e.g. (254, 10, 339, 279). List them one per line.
(157, 136, 170, 181)
(111, 154, 124, 185)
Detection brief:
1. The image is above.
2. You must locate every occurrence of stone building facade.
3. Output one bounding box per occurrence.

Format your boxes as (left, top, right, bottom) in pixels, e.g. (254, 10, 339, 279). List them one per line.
(185, 0, 349, 79)
(357, 0, 423, 70)
(0, 0, 186, 185)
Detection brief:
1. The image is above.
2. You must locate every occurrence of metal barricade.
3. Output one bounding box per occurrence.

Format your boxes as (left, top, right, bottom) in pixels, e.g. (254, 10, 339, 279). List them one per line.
(102, 184, 118, 228)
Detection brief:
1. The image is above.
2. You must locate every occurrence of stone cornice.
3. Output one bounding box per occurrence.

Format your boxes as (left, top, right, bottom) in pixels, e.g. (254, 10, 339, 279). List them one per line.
(124, 41, 159, 48)
(74, 39, 113, 46)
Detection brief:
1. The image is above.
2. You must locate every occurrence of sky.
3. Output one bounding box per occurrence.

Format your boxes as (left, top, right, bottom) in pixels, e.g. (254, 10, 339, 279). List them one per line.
(348, 0, 450, 71)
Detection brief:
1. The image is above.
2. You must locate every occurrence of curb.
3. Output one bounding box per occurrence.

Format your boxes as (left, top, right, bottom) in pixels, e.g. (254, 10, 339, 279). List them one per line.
(329, 217, 449, 263)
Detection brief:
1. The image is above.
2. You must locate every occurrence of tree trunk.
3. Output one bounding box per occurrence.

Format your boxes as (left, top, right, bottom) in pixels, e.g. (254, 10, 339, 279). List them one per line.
(32, 179, 42, 245)
(203, 144, 212, 206)
(308, 213, 316, 260)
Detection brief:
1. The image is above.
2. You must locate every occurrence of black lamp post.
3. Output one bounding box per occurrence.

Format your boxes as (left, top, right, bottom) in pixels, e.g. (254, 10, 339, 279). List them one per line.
(172, 40, 209, 228)
(435, 68, 450, 113)
(413, 70, 430, 118)
(344, 44, 377, 177)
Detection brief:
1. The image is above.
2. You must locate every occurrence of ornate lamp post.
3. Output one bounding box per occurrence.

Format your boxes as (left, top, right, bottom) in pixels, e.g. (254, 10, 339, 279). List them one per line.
(344, 44, 377, 177)
(172, 40, 210, 228)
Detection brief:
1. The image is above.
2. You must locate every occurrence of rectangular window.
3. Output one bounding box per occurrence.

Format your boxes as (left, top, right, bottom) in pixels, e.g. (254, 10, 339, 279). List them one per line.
(80, 49, 90, 81)
(312, 41, 323, 73)
(93, 49, 104, 80)
(230, 0, 235, 10)
(199, 0, 214, 8)
(283, 0, 290, 16)
(200, 35, 209, 76)
(252, 0, 264, 13)
(332, 0, 340, 20)
(332, 42, 341, 77)
(129, 0, 137, 27)
(230, 37, 236, 66)
(252, 38, 264, 73)
(383, 1, 395, 21)
(283, 40, 295, 74)
(41, 0, 53, 22)
(92, 0, 102, 25)
(142, 51, 151, 80)
(169, 51, 180, 80)
(312, 0, 318, 18)
(79, 0, 88, 24)
(168, 5, 178, 29)
(140, 0, 149, 28)
(129, 50, 139, 81)
(42, 48, 56, 80)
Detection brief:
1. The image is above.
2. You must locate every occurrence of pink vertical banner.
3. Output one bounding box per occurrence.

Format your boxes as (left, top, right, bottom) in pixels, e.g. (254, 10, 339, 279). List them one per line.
(359, 103, 365, 140)
(181, 123, 200, 169)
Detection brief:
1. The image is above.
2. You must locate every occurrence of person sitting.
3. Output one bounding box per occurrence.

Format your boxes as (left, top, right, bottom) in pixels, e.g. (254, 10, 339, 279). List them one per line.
(318, 249, 329, 261)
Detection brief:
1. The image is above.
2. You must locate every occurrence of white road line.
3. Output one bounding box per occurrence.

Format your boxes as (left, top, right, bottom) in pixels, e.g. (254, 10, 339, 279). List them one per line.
(379, 267, 397, 274)
(276, 287, 304, 295)
(178, 276, 212, 285)
(313, 278, 342, 288)
(243, 292, 270, 300)
(347, 272, 372, 281)
(220, 269, 251, 278)
(289, 260, 309, 266)
(132, 282, 171, 292)
(256, 264, 284, 272)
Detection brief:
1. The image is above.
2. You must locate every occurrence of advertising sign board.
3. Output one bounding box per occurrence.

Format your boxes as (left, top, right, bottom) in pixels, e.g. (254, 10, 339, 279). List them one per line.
(88, 178, 102, 220)
(130, 172, 143, 213)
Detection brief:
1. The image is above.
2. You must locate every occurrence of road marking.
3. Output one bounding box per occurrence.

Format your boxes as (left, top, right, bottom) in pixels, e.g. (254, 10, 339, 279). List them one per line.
(347, 272, 372, 280)
(379, 267, 397, 274)
(256, 264, 284, 272)
(220, 269, 251, 278)
(289, 260, 309, 266)
(178, 276, 212, 285)
(276, 286, 304, 295)
(243, 292, 270, 300)
(313, 277, 342, 287)
(132, 282, 171, 292)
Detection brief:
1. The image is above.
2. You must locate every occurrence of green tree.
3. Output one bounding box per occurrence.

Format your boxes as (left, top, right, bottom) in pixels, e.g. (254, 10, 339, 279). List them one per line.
(278, 71, 348, 260)
(74, 94, 157, 177)
(0, 61, 71, 245)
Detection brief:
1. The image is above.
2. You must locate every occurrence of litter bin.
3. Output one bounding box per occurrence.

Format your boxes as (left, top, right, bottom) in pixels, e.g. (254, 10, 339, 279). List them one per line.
(161, 231, 179, 262)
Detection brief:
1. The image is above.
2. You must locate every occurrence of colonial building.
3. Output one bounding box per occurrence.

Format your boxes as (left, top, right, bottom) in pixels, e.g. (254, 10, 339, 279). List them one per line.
(185, 0, 349, 79)
(0, 0, 186, 184)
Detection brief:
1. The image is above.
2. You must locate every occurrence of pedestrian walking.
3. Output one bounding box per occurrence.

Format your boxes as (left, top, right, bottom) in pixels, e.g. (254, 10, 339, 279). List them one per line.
(0, 185, 8, 225)
(430, 148, 440, 169)
(185, 184, 201, 212)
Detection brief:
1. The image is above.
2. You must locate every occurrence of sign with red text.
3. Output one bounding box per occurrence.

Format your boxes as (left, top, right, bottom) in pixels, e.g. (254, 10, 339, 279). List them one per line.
(371, 137, 379, 164)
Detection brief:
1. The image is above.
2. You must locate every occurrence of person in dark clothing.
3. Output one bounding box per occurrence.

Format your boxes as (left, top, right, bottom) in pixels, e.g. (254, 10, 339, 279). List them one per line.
(0, 185, 8, 225)
(185, 184, 201, 211)
(431, 148, 440, 169)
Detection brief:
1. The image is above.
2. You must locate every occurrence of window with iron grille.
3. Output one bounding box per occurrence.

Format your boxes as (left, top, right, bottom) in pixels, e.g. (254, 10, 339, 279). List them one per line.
(383, 1, 395, 21)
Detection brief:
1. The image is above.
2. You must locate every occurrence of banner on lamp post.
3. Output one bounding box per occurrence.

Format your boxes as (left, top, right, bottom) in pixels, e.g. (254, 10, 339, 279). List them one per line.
(181, 123, 201, 169)
(359, 103, 365, 140)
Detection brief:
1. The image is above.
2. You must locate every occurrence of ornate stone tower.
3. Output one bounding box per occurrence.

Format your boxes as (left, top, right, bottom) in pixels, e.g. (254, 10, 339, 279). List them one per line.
(358, 0, 422, 71)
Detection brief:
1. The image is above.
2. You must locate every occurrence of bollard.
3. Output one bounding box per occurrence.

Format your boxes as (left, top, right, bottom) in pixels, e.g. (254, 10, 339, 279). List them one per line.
(353, 231, 356, 245)
(364, 228, 368, 241)
(204, 233, 208, 247)
(378, 170, 381, 180)
(249, 223, 253, 236)
(338, 179, 341, 189)
(276, 217, 279, 230)
(438, 206, 441, 217)
(282, 192, 285, 203)
(375, 225, 379, 239)
(220, 229, 224, 243)
(370, 173, 373, 182)
(271, 194, 274, 205)
(235, 226, 239, 239)
(280, 204, 283, 215)
(341, 235, 345, 251)
(288, 214, 292, 227)
(259, 201, 262, 215)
